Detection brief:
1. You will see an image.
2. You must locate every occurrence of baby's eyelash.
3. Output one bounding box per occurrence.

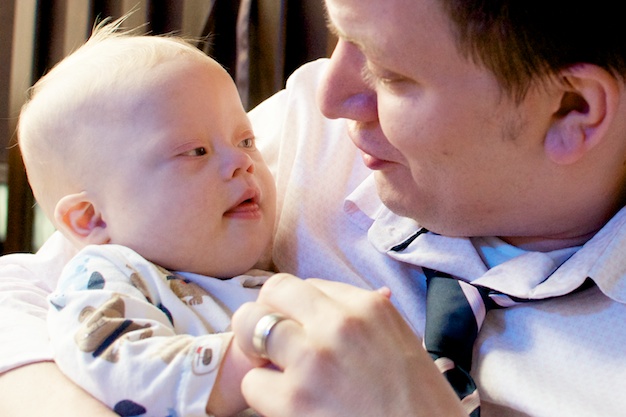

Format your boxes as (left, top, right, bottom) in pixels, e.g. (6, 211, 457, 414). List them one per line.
(179, 147, 207, 157)
(239, 138, 255, 149)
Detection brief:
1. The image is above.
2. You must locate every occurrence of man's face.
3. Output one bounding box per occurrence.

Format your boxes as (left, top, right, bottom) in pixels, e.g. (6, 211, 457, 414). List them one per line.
(318, 0, 564, 239)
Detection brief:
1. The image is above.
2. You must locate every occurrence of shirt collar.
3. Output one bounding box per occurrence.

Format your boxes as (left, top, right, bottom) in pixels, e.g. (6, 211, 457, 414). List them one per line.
(344, 174, 626, 303)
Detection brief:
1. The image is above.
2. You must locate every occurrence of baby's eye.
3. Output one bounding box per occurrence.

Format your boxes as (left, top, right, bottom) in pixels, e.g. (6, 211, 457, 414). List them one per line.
(180, 147, 207, 157)
(239, 138, 255, 149)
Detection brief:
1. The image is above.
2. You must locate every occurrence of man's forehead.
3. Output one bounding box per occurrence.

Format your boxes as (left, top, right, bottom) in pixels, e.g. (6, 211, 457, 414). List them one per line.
(323, 0, 449, 66)
(323, 0, 392, 59)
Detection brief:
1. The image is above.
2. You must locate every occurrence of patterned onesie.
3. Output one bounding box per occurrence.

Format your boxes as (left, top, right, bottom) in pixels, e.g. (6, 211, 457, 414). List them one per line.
(48, 244, 269, 417)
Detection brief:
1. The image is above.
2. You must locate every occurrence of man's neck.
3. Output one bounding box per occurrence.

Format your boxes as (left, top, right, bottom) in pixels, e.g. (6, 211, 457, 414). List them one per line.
(500, 232, 596, 252)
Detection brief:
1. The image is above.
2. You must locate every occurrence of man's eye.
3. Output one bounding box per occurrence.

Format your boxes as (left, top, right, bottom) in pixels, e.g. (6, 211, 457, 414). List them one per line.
(361, 63, 407, 89)
(239, 138, 255, 149)
(181, 147, 207, 156)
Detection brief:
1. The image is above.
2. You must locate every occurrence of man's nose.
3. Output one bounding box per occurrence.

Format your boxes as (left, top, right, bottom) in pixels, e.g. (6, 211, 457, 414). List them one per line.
(316, 40, 378, 122)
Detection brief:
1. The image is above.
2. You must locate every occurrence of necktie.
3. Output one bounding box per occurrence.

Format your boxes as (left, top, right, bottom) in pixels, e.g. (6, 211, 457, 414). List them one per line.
(422, 267, 511, 417)
(390, 229, 594, 416)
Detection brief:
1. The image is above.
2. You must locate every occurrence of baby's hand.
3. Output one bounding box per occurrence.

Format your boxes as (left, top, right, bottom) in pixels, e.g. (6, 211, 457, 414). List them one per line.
(376, 286, 392, 299)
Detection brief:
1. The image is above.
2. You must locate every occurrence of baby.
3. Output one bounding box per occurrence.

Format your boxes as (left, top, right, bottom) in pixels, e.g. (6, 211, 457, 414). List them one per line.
(17, 18, 276, 417)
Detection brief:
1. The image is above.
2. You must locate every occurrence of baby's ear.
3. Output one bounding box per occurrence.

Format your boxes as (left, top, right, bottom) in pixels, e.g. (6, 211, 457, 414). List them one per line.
(54, 192, 109, 247)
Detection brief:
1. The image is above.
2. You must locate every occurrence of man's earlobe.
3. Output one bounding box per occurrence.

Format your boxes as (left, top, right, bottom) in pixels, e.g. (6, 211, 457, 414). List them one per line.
(55, 193, 109, 246)
(544, 64, 620, 165)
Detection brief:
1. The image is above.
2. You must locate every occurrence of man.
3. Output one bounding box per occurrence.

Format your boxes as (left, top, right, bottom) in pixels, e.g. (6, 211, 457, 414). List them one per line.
(231, 0, 626, 416)
(2, 0, 626, 416)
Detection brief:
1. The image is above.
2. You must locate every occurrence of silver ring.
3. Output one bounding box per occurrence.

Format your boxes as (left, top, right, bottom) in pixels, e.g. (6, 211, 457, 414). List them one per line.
(252, 313, 286, 359)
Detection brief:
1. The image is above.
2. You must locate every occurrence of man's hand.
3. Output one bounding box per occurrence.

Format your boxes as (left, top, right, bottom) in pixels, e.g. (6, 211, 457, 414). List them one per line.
(232, 273, 466, 417)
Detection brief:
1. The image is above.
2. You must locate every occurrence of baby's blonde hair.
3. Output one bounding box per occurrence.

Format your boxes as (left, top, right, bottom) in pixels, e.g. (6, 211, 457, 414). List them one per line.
(18, 16, 215, 225)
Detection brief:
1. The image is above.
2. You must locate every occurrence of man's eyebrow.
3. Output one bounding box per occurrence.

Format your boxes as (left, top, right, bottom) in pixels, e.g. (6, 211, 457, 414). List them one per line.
(325, 18, 340, 38)
(324, 18, 379, 58)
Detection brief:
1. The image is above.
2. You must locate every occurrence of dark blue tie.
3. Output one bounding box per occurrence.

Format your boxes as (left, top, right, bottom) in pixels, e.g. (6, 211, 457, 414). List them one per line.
(422, 268, 503, 417)
(389, 229, 498, 415)
(392, 229, 594, 416)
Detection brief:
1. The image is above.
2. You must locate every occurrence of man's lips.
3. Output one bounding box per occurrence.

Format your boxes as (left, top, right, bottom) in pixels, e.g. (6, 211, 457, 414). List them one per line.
(348, 126, 393, 170)
(359, 150, 390, 170)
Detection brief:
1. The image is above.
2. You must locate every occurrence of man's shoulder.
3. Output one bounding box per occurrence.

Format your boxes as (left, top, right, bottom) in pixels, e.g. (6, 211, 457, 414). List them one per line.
(0, 232, 76, 283)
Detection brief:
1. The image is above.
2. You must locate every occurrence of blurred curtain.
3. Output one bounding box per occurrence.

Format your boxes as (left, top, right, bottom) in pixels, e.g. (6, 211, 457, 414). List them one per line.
(1, 0, 334, 254)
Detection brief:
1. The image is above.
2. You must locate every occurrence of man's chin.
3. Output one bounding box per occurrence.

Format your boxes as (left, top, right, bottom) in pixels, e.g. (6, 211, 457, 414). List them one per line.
(377, 194, 466, 237)
(375, 174, 423, 219)
(374, 174, 479, 237)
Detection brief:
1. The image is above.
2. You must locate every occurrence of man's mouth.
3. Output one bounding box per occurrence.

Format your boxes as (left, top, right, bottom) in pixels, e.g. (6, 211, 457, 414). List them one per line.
(348, 125, 393, 170)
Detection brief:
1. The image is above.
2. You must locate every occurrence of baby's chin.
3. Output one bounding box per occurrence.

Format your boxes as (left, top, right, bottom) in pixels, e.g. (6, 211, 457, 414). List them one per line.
(251, 242, 275, 273)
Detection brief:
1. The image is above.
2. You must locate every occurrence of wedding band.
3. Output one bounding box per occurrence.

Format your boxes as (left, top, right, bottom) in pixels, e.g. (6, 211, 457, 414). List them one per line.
(252, 313, 286, 360)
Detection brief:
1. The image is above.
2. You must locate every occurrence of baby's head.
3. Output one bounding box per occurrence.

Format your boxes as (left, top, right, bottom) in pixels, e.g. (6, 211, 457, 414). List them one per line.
(18, 19, 276, 278)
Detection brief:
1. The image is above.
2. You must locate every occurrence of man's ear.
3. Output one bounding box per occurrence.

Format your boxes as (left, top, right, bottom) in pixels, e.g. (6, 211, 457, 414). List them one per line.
(54, 192, 109, 246)
(544, 64, 621, 165)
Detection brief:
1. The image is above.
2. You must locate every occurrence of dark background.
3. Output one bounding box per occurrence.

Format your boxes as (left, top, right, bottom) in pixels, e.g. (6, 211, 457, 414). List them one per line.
(0, 0, 335, 253)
